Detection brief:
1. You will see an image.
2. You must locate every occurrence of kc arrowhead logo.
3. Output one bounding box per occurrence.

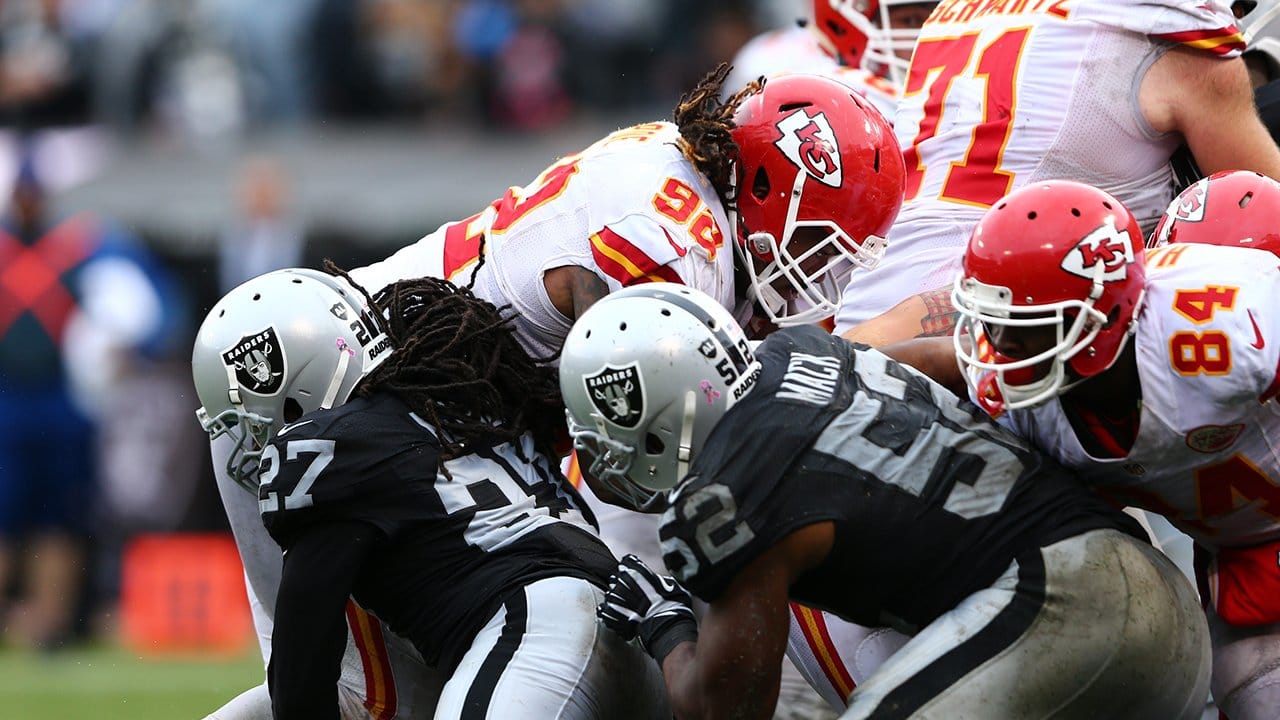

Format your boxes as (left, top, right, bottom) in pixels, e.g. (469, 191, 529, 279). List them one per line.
(774, 109, 843, 188)
(1060, 225, 1136, 283)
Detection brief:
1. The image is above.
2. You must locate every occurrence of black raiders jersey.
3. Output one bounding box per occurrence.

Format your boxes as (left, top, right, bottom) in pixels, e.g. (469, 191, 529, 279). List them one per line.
(259, 392, 616, 674)
(659, 325, 1144, 633)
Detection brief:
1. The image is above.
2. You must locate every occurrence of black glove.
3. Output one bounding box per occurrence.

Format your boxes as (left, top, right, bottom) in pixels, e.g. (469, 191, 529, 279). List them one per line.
(598, 554, 698, 664)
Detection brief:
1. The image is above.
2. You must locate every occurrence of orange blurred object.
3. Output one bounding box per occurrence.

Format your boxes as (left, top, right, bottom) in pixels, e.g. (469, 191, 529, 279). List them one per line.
(120, 533, 254, 657)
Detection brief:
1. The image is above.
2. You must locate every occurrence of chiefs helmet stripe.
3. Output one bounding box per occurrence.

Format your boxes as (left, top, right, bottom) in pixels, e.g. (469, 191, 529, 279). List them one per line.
(791, 602, 856, 704)
(1152, 26, 1247, 55)
(589, 228, 684, 286)
(345, 601, 398, 720)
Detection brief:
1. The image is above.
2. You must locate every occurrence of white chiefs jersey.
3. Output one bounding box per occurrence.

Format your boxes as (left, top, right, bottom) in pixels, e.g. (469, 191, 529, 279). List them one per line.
(834, 0, 1246, 332)
(352, 122, 736, 361)
(724, 25, 900, 122)
(1000, 244, 1280, 549)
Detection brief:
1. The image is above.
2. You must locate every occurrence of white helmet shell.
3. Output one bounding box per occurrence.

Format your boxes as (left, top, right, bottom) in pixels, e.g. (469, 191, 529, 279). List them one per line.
(559, 284, 761, 510)
(192, 268, 392, 490)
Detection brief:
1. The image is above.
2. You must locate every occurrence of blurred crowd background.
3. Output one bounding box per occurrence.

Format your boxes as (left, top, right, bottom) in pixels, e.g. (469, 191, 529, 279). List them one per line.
(0, 0, 805, 653)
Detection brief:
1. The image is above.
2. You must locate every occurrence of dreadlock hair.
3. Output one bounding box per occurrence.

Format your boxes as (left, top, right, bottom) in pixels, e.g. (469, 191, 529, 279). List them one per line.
(323, 261, 565, 477)
(672, 62, 763, 215)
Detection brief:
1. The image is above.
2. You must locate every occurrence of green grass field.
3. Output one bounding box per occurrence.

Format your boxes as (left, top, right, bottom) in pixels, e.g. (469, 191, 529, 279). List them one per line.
(0, 643, 264, 720)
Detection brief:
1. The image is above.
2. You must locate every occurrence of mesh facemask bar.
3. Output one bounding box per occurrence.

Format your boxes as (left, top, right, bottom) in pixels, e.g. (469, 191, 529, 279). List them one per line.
(195, 362, 276, 492)
(321, 344, 351, 409)
(867, 1, 924, 84)
(675, 390, 697, 482)
(745, 171, 885, 325)
(952, 274, 1106, 410)
(567, 410, 664, 512)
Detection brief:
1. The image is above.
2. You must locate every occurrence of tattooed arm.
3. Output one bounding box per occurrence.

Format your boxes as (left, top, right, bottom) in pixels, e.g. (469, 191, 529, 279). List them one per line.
(544, 265, 613, 321)
(840, 285, 958, 348)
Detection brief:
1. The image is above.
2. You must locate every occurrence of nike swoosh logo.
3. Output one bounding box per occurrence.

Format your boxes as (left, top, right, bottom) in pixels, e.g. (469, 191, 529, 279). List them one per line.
(658, 575, 682, 594)
(276, 419, 314, 437)
(1249, 309, 1265, 350)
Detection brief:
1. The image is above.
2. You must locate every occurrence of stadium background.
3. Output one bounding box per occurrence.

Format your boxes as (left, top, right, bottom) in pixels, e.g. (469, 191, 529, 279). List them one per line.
(0, 0, 798, 717)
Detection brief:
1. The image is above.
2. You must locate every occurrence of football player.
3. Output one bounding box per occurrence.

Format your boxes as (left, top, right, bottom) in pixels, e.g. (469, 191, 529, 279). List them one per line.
(193, 268, 670, 720)
(726, 4, 939, 710)
(201, 67, 906, 719)
(557, 283, 1211, 719)
(724, 0, 937, 121)
(881, 180, 1280, 719)
(833, 0, 1280, 337)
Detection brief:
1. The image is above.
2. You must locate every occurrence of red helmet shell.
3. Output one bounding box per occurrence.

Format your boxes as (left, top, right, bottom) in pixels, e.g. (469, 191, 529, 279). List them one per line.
(1151, 170, 1280, 258)
(962, 180, 1146, 379)
(730, 73, 904, 263)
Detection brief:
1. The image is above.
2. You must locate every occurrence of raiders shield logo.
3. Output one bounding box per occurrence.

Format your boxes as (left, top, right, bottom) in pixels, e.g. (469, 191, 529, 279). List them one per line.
(221, 327, 287, 396)
(584, 363, 644, 428)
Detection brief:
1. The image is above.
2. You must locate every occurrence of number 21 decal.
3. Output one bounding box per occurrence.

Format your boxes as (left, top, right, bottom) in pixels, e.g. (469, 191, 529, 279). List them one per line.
(902, 28, 1031, 207)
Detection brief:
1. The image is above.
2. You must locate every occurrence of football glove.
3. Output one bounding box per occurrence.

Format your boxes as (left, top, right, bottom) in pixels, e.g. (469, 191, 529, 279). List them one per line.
(598, 554, 698, 664)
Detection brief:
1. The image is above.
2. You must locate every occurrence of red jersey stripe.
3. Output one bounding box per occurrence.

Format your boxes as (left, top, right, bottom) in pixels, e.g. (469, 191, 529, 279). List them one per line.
(590, 227, 684, 286)
(1151, 26, 1246, 56)
(345, 601, 399, 720)
(790, 602, 856, 704)
(565, 451, 583, 489)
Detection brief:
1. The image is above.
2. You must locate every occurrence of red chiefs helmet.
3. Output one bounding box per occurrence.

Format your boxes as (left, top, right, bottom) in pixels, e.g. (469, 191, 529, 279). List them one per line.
(951, 181, 1146, 414)
(731, 72, 905, 326)
(813, 0, 878, 66)
(1150, 170, 1280, 257)
(812, 0, 927, 80)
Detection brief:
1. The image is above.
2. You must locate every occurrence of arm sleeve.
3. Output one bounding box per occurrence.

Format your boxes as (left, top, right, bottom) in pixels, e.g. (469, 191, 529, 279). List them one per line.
(268, 520, 383, 720)
(588, 214, 687, 287)
(1075, 0, 1245, 57)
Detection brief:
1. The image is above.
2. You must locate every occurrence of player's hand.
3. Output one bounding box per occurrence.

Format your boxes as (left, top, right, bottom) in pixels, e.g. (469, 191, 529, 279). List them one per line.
(598, 554, 698, 662)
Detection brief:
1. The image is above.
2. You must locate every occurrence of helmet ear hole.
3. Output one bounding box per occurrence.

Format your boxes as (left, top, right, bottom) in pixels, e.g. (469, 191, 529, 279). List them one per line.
(1104, 305, 1121, 328)
(283, 397, 304, 423)
(645, 433, 666, 455)
(751, 167, 771, 201)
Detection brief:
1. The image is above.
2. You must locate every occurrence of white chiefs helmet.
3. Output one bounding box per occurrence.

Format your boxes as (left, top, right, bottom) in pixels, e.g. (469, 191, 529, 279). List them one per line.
(192, 268, 392, 490)
(559, 284, 761, 511)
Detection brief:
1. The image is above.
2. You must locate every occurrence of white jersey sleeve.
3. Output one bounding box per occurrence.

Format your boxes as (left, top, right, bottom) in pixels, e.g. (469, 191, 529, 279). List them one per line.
(1073, 0, 1244, 56)
(834, 0, 1246, 332)
(352, 122, 737, 361)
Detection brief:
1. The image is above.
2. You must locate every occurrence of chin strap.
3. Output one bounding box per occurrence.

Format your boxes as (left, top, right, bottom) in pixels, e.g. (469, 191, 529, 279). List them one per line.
(321, 341, 353, 409)
(223, 363, 243, 410)
(676, 390, 697, 481)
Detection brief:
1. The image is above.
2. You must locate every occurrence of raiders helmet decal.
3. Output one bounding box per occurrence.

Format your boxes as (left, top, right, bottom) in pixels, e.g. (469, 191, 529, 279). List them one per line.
(584, 363, 645, 428)
(221, 327, 287, 395)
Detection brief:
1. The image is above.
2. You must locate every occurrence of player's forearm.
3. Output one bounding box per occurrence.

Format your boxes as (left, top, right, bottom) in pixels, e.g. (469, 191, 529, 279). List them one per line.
(661, 640, 775, 720)
(881, 335, 967, 396)
(268, 524, 374, 720)
(267, 632, 344, 720)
